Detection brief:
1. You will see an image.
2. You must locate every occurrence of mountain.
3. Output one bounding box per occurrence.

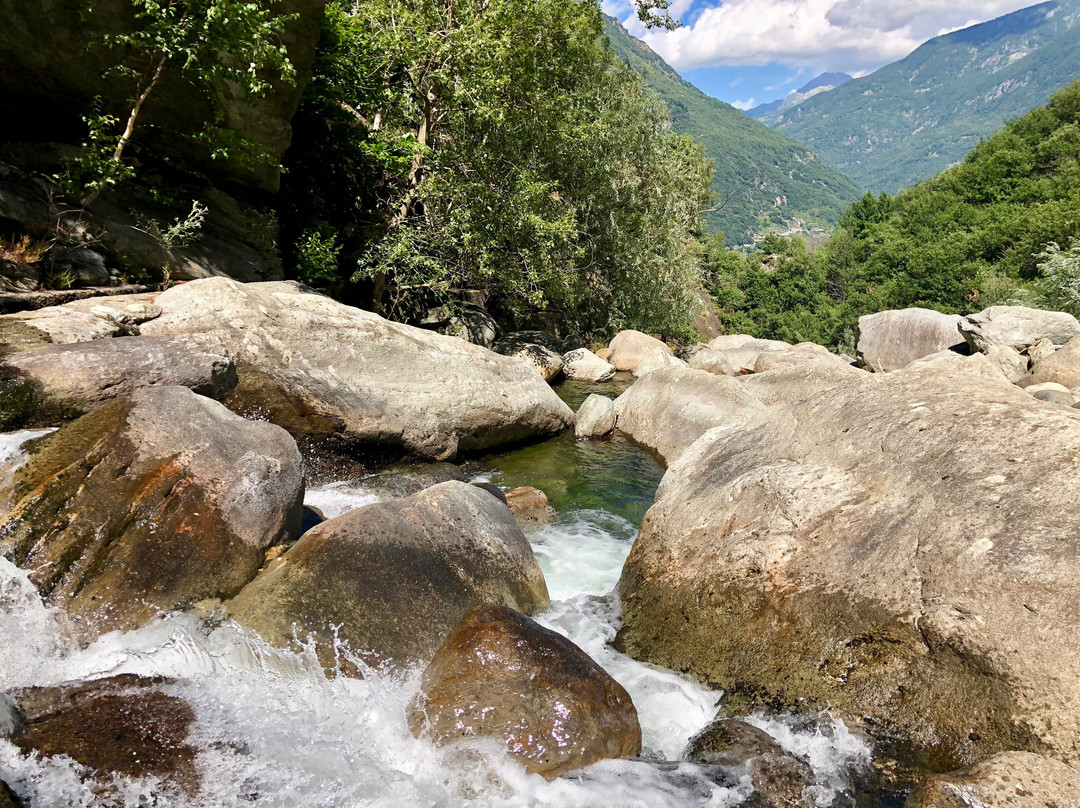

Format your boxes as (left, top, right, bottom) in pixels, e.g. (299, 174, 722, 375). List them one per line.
(745, 73, 852, 119)
(757, 0, 1080, 193)
(602, 18, 864, 247)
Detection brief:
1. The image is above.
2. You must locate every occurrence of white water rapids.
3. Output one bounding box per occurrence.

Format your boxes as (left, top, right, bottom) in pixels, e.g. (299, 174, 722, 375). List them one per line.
(0, 430, 870, 807)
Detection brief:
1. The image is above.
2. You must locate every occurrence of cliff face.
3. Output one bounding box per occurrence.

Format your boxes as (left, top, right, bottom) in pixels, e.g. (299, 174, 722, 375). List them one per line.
(0, 0, 325, 196)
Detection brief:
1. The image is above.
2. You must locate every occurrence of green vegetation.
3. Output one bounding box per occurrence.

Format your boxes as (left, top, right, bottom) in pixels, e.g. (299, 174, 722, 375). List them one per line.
(762, 0, 1080, 193)
(601, 17, 864, 247)
(281, 0, 712, 339)
(704, 82, 1080, 347)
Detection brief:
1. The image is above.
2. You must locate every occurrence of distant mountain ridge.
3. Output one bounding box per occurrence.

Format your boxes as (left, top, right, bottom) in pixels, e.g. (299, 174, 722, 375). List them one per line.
(757, 0, 1080, 192)
(602, 18, 864, 247)
(745, 73, 852, 119)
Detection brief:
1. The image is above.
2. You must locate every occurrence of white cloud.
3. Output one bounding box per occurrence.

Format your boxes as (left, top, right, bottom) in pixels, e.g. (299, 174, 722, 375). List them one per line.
(731, 98, 758, 109)
(634, 0, 1043, 73)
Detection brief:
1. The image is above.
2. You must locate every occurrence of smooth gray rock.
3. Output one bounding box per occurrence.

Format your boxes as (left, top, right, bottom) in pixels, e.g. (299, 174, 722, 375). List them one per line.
(562, 348, 616, 383)
(618, 370, 1080, 768)
(906, 752, 1080, 808)
(140, 278, 572, 460)
(857, 308, 964, 372)
(614, 366, 763, 466)
(0, 386, 304, 640)
(960, 306, 1080, 353)
(2, 334, 236, 412)
(1019, 335, 1080, 390)
(227, 481, 549, 671)
(607, 330, 672, 372)
(575, 394, 616, 439)
(982, 344, 1028, 382)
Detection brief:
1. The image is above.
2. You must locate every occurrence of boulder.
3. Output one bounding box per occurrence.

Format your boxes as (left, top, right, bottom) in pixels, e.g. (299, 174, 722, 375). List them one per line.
(1, 334, 236, 414)
(1026, 382, 1075, 406)
(982, 344, 1028, 383)
(752, 342, 850, 374)
(707, 336, 792, 375)
(686, 346, 737, 376)
(1026, 337, 1056, 365)
(617, 370, 1080, 768)
(0, 306, 132, 346)
(960, 306, 1080, 353)
(632, 348, 686, 378)
(562, 349, 616, 383)
(740, 362, 869, 406)
(614, 366, 763, 466)
(1019, 335, 1080, 390)
(227, 481, 549, 670)
(139, 278, 573, 460)
(0, 386, 303, 639)
(358, 462, 466, 500)
(505, 486, 555, 527)
(7, 675, 197, 792)
(606, 330, 672, 372)
(408, 604, 641, 778)
(686, 719, 813, 808)
(857, 308, 964, 372)
(575, 394, 616, 439)
(903, 350, 1013, 383)
(420, 303, 498, 348)
(906, 752, 1080, 808)
(493, 335, 564, 383)
(596, 347, 611, 362)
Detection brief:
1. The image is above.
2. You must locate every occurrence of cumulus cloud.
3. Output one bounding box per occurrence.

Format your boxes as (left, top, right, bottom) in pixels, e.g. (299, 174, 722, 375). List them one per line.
(635, 0, 1043, 73)
(731, 98, 758, 109)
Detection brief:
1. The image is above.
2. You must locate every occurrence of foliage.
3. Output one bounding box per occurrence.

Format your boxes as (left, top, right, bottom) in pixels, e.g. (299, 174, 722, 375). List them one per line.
(1036, 239, 1080, 316)
(704, 82, 1080, 346)
(601, 16, 864, 247)
(66, 0, 297, 207)
(282, 0, 712, 339)
(135, 200, 208, 249)
(761, 0, 1080, 193)
(0, 235, 49, 267)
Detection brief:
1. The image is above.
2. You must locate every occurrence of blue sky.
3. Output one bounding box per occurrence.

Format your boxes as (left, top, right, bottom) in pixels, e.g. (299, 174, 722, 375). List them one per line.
(601, 0, 1043, 109)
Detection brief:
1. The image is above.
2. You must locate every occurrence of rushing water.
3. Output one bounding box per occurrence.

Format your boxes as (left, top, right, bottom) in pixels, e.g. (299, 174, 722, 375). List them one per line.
(0, 404, 875, 807)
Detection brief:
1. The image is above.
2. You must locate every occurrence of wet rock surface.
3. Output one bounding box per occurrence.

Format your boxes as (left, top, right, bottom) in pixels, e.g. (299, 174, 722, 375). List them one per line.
(618, 368, 1080, 769)
(906, 752, 1080, 807)
(139, 278, 572, 460)
(7, 674, 198, 793)
(0, 386, 304, 638)
(228, 481, 549, 670)
(408, 604, 641, 779)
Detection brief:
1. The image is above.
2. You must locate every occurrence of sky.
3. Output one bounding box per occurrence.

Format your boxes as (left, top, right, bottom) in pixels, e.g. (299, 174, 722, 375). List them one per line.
(601, 0, 1045, 109)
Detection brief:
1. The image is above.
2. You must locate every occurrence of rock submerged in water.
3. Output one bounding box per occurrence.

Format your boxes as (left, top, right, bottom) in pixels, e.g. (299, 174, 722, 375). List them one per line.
(6, 675, 198, 794)
(139, 278, 572, 460)
(0, 385, 304, 639)
(906, 752, 1080, 807)
(227, 481, 549, 671)
(617, 368, 1080, 768)
(408, 604, 641, 779)
(685, 719, 814, 808)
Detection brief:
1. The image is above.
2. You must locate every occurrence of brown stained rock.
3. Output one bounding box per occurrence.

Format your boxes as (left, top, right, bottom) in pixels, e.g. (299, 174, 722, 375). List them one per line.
(617, 368, 1080, 769)
(9, 675, 197, 793)
(409, 604, 641, 779)
(227, 481, 549, 671)
(0, 386, 304, 640)
(686, 719, 814, 808)
(906, 752, 1080, 807)
(505, 486, 555, 527)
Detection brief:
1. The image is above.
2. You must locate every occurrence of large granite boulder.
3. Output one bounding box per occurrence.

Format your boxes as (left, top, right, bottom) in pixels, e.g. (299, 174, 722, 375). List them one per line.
(706, 335, 792, 375)
(575, 394, 616, 439)
(857, 308, 964, 372)
(0, 291, 163, 348)
(1018, 334, 1080, 390)
(686, 345, 737, 376)
(906, 752, 1080, 807)
(6, 675, 198, 793)
(606, 330, 673, 372)
(227, 481, 549, 670)
(1, 334, 236, 415)
(632, 348, 686, 378)
(740, 362, 869, 406)
(0, 386, 303, 638)
(493, 335, 564, 382)
(562, 348, 616, 383)
(752, 342, 851, 374)
(408, 604, 641, 778)
(960, 306, 1080, 353)
(618, 369, 1080, 769)
(614, 366, 763, 466)
(139, 278, 573, 460)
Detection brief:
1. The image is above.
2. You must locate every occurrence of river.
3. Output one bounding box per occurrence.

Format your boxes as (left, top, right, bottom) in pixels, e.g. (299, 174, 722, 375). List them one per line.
(0, 382, 879, 806)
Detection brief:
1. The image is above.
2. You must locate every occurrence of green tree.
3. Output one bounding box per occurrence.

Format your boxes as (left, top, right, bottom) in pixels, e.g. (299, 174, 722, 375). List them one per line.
(73, 0, 297, 207)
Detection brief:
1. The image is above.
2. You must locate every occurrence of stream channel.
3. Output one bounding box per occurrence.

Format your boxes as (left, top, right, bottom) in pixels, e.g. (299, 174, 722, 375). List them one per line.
(1, 378, 885, 807)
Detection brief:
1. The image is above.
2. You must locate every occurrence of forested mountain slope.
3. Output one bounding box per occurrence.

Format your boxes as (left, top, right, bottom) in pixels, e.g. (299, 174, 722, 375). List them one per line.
(760, 0, 1080, 193)
(603, 18, 864, 247)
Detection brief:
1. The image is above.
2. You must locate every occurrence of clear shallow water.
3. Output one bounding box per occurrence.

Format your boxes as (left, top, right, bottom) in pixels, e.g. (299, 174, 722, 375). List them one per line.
(0, 413, 872, 807)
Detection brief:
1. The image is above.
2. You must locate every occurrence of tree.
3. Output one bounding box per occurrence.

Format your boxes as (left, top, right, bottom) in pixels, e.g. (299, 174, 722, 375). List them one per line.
(73, 0, 297, 207)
